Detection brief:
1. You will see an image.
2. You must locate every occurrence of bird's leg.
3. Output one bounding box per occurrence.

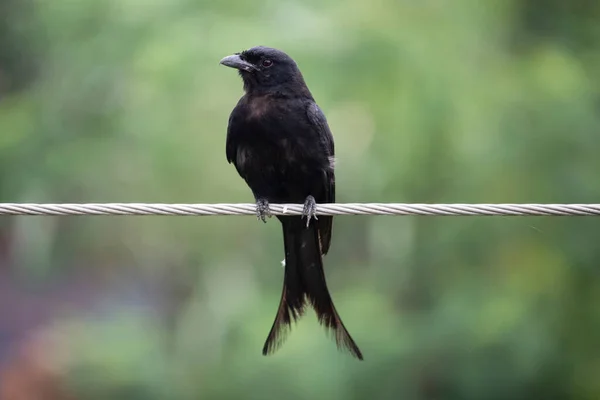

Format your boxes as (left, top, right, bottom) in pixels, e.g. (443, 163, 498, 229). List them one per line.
(302, 195, 318, 228)
(255, 197, 271, 223)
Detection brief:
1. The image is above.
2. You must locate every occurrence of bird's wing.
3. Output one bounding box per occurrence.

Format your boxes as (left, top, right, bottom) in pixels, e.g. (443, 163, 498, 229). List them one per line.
(226, 109, 240, 165)
(307, 102, 335, 255)
(225, 104, 251, 183)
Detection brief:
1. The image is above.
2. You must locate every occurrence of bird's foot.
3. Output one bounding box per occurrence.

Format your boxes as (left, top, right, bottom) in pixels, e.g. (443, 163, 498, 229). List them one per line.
(256, 198, 271, 223)
(302, 195, 318, 228)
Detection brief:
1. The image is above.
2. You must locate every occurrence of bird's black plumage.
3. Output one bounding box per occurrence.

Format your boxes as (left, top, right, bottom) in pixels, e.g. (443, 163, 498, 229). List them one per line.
(220, 46, 362, 360)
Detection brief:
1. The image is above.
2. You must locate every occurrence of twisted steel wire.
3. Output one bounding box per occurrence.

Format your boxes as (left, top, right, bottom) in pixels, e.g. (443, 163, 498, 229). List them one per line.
(0, 203, 597, 216)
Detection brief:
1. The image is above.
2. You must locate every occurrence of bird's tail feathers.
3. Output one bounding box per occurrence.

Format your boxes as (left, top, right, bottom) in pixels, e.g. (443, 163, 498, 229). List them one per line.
(263, 219, 363, 360)
(298, 225, 363, 360)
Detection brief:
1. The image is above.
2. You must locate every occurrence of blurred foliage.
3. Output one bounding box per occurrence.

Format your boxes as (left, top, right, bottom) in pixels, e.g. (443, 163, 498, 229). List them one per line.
(1, 0, 600, 399)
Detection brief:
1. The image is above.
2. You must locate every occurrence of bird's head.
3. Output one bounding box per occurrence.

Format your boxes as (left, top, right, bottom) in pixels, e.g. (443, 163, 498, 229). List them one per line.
(220, 46, 308, 94)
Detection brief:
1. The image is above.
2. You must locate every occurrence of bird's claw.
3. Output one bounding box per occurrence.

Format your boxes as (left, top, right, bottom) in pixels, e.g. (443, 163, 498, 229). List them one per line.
(302, 195, 318, 228)
(256, 198, 271, 223)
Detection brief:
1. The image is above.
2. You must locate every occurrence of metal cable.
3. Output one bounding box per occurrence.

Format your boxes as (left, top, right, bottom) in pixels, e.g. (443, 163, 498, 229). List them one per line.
(0, 203, 598, 216)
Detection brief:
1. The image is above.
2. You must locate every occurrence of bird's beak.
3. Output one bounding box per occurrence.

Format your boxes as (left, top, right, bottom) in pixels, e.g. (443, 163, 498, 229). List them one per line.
(219, 54, 257, 72)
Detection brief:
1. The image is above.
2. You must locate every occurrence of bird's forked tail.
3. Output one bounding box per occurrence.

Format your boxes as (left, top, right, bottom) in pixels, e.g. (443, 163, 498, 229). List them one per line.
(262, 218, 363, 360)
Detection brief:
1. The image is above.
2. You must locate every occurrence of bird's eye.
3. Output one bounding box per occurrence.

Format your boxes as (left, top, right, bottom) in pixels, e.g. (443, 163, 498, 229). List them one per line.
(262, 59, 273, 67)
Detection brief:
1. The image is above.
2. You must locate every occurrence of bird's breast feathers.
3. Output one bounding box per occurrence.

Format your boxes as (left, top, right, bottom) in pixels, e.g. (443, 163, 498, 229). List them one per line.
(246, 95, 272, 120)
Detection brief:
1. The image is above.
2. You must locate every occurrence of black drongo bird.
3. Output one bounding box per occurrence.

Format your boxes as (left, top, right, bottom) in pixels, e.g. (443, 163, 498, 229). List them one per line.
(220, 46, 363, 360)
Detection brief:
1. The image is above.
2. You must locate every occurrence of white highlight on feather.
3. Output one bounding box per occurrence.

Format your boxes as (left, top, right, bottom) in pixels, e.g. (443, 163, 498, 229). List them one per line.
(328, 156, 336, 169)
(236, 147, 250, 167)
(281, 258, 286, 267)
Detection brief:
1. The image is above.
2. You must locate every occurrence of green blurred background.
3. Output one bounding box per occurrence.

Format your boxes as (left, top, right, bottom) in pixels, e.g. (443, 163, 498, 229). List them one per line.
(1, 0, 600, 399)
